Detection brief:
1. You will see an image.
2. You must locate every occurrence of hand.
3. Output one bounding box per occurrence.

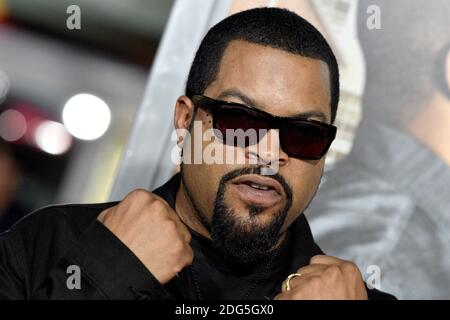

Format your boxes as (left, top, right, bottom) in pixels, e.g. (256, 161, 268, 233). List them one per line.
(97, 189, 194, 284)
(274, 255, 368, 300)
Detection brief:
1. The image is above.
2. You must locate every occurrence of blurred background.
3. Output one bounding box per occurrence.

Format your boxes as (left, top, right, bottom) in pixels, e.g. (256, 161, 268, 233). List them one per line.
(0, 0, 174, 230)
(1, 0, 448, 299)
(0, 0, 360, 226)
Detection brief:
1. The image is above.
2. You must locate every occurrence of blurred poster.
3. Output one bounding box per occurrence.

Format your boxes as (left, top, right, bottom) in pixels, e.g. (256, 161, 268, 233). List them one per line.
(227, 0, 450, 299)
(304, 0, 450, 299)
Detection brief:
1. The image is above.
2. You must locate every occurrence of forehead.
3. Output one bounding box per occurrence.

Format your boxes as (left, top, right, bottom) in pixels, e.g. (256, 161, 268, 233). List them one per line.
(204, 40, 332, 121)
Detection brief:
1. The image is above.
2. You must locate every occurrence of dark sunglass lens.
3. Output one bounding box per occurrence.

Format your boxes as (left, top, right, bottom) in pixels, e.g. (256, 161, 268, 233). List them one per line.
(281, 123, 333, 159)
(214, 105, 269, 147)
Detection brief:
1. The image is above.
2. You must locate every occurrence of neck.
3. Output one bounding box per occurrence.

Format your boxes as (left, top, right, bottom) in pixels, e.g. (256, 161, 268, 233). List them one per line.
(175, 182, 212, 239)
(407, 92, 450, 167)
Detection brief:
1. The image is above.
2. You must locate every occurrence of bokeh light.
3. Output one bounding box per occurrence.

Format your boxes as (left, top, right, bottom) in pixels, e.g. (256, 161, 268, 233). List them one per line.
(0, 109, 27, 142)
(34, 120, 72, 155)
(62, 93, 111, 141)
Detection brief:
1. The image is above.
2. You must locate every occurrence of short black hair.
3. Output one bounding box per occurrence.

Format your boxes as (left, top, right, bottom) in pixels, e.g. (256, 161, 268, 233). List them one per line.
(358, 0, 450, 127)
(185, 7, 340, 123)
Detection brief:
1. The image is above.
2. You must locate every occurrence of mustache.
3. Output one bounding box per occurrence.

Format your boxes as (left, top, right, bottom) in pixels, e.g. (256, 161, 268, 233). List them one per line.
(220, 165, 293, 201)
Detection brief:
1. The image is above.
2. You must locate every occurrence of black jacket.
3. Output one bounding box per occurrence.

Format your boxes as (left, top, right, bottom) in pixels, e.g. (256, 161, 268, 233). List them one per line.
(0, 173, 395, 300)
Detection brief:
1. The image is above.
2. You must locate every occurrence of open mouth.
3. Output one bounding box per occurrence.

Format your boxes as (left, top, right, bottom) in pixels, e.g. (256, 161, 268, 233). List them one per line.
(243, 182, 273, 191)
(232, 174, 283, 194)
(230, 174, 284, 207)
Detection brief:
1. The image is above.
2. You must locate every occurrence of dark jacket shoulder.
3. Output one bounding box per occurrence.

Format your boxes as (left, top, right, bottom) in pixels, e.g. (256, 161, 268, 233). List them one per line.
(0, 201, 167, 299)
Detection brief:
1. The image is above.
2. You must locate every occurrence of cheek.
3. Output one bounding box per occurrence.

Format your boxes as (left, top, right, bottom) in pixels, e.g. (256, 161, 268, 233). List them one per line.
(183, 123, 249, 214)
(183, 163, 221, 218)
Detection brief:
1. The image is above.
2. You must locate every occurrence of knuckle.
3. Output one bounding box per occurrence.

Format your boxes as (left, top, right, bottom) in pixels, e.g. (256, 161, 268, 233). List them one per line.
(129, 188, 151, 200)
(341, 261, 359, 274)
(324, 265, 341, 278)
(309, 255, 324, 264)
(307, 276, 324, 289)
(150, 199, 171, 217)
(185, 247, 194, 264)
(150, 206, 166, 221)
(173, 238, 186, 252)
(175, 252, 192, 271)
(97, 208, 110, 222)
(296, 266, 306, 274)
(173, 263, 183, 274)
(123, 189, 152, 209)
(151, 198, 166, 210)
(116, 197, 131, 212)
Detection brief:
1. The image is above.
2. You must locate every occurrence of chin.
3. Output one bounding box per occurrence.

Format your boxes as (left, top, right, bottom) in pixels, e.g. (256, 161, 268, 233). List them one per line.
(227, 207, 280, 230)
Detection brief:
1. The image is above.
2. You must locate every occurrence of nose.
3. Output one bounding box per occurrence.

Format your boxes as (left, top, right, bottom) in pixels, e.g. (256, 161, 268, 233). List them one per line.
(245, 129, 288, 167)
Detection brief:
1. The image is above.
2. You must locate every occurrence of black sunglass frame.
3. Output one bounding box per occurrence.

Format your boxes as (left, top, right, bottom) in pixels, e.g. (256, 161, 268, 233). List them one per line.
(190, 94, 337, 160)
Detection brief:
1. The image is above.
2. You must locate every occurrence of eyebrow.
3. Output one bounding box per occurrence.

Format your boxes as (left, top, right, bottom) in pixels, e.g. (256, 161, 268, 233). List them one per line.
(216, 88, 329, 122)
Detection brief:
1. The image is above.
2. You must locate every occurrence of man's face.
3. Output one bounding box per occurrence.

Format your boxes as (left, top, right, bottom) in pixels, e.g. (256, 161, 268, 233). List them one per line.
(177, 40, 331, 262)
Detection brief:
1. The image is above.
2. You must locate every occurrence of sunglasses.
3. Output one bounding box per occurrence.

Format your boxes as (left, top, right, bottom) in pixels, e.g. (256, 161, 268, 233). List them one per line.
(190, 95, 337, 160)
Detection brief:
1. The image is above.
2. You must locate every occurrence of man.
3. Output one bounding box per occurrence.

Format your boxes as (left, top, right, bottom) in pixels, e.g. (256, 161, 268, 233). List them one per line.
(0, 8, 394, 300)
(307, 0, 450, 299)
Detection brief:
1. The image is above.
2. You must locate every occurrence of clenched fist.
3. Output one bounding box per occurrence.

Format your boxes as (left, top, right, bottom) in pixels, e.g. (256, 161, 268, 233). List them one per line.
(97, 189, 194, 284)
(274, 255, 368, 300)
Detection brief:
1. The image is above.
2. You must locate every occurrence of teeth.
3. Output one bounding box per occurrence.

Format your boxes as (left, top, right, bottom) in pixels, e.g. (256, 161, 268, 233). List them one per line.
(250, 183, 269, 190)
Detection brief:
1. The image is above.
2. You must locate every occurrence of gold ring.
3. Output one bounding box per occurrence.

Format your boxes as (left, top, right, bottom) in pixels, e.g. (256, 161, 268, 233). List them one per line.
(282, 273, 303, 292)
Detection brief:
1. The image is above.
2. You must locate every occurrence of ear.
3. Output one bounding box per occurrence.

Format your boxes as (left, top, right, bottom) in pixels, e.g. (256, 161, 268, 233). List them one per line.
(174, 95, 195, 146)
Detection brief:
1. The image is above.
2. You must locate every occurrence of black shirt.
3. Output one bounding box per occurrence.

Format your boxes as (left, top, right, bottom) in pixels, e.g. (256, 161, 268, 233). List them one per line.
(0, 173, 395, 300)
